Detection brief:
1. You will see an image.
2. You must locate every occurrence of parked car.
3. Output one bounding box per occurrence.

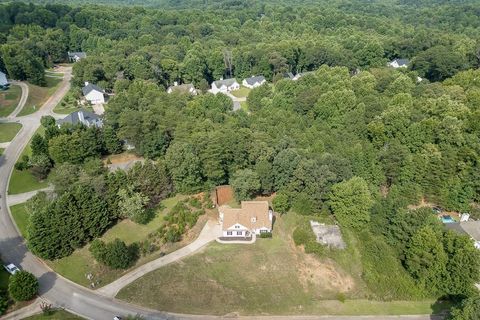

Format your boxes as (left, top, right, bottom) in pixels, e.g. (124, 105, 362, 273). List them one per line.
(113, 316, 122, 320)
(3, 263, 20, 275)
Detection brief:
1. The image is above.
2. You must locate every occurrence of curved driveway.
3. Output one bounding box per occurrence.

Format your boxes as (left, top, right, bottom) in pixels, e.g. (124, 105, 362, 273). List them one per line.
(0, 69, 441, 320)
(7, 81, 29, 119)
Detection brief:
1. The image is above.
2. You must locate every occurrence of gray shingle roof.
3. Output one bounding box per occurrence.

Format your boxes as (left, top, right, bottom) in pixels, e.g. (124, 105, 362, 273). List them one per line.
(82, 83, 104, 96)
(68, 52, 87, 59)
(283, 72, 294, 79)
(213, 78, 238, 88)
(167, 83, 196, 93)
(244, 75, 266, 86)
(57, 110, 103, 128)
(394, 58, 410, 66)
(0, 71, 7, 86)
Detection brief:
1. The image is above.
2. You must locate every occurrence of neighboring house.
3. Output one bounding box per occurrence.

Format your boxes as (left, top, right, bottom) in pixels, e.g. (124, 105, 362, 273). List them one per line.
(310, 221, 346, 249)
(445, 221, 480, 249)
(0, 71, 9, 89)
(388, 58, 410, 68)
(82, 82, 105, 104)
(292, 71, 313, 81)
(210, 78, 240, 94)
(219, 201, 273, 238)
(283, 72, 295, 80)
(242, 75, 266, 89)
(57, 110, 103, 128)
(167, 82, 198, 95)
(68, 51, 87, 62)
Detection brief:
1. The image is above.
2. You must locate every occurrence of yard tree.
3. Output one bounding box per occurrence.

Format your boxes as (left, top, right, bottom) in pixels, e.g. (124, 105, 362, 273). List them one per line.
(31, 133, 49, 156)
(404, 226, 447, 294)
(449, 295, 480, 320)
(230, 169, 261, 201)
(8, 271, 38, 301)
(272, 192, 290, 214)
(117, 187, 150, 223)
(165, 142, 203, 193)
(89, 239, 138, 269)
(328, 177, 373, 228)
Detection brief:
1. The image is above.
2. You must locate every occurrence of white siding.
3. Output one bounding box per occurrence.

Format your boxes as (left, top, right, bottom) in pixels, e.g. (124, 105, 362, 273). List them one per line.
(85, 90, 105, 104)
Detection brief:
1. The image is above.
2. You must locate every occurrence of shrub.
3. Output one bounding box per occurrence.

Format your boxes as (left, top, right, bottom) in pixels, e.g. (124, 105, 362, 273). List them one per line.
(188, 197, 202, 209)
(8, 271, 38, 301)
(132, 208, 155, 224)
(89, 239, 138, 269)
(272, 193, 290, 214)
(259, 232, 272, 238)
(0, 290, 9, 315)
(293, 226, 311, 246)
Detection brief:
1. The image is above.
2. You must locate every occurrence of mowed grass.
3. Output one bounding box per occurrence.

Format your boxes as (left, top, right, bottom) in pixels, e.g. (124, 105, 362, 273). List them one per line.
(0, 85, 22, 117)
(9, 126, 49, 195)
(18, 77, 62, 117)
(230, 86, 251, 98)
(24, 310, 84, 319)
(10, 203, 30, 238)
(0, 148, 3, 155)
(47, 195, 185, 287)
(0, 123, 22, 143)
(117, 214, 443, 316)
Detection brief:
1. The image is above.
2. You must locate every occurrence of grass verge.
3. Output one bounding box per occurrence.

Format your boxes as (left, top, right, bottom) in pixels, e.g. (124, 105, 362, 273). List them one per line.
(0, 85, 22, 117)
(8, 126, 49, 195)
(10, 203, 29, 238)
(18, 77, 62, 117)
(0, 123, 22, 143)
(24, 310, 84, 319)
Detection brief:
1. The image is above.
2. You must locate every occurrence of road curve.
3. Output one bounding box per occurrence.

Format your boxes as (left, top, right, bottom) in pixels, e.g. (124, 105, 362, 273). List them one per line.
(7, 82, 29, 119)
(0, 68, 442, 320)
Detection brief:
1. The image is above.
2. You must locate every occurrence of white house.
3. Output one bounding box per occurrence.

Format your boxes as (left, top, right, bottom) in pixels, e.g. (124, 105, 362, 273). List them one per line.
(242, 75, 266, 89)
(68, 52, 87, 62)
(56, 110, 103, 128)
(167, 82, 198, 95)
(210, 78, 240, 94)
(218, 201, 273, 238)
(292, 71, 314, 81)
(82, 82, 105, 104)
(388, 58, 410, 69)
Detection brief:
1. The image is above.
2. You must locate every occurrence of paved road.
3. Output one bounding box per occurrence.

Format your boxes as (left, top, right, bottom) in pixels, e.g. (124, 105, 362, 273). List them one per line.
(0, 68, 442, 320)
(7, 81, 29, 119)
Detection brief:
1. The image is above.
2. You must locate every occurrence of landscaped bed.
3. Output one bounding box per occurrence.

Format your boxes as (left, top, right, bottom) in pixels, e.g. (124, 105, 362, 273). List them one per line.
(0, 85, 22, 117)
(0, 123, 22, 143)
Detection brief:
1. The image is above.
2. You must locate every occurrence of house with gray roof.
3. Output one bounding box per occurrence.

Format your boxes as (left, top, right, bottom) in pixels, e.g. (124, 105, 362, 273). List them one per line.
(210, 78, 240, 94)
(68, 51, 87, 62)
(283, 72, 295, 80)
(242, 75, 266, 89)
(82, 82, 105, 104)
(388, 58, 410, 68)
(57, 110, 103, 128)
(167, 82, 198, 95)
(445, 221, 480, 249)
(0, 71, 9, 89)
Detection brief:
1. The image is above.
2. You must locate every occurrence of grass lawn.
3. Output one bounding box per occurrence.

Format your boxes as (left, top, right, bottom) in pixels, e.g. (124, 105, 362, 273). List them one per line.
(230, 86, 251, 98)
(0, 148, 4, 155)
(8, 126, 49, 195)
(10, 203, 30, 238)
(0, 85, 22, 117)
(46, 195, 193, 287)
(240, 101, 249, 112)
(53, 103, 79, 115)
(24, 310, 84, 319)
(18, 77, 62, 117)
(0, 123, 22, 143)
(117, 214, 446, 316)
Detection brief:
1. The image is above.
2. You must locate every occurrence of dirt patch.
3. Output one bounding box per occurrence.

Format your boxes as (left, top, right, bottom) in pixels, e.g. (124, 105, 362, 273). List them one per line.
(215, 185, 234, 205)
(103, 153, 143, 165)
(297, 253, 354, 294)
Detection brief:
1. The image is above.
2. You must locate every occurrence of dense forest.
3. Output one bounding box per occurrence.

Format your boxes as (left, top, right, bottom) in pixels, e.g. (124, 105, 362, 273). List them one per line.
(1, 0, 480, 318)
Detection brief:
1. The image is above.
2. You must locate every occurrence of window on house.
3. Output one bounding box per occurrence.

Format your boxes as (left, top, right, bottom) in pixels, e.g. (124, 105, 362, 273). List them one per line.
(236, 231, 242, 235)
(227, 231, 232, 235)
(235, 225, 240, 229)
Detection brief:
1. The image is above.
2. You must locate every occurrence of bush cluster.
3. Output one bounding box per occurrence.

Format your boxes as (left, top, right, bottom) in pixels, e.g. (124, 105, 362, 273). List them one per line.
(89, 239, 139, 269)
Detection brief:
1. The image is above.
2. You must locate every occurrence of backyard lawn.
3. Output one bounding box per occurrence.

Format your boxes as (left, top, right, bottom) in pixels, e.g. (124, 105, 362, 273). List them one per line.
(0, 148, 4, 155)
(0, 123, 22, 143)
(9, 126, 49, 195)
(240, 101, 249, 112)
(117, 214, 445, 316)
(18, 77, 62, 116)
(10, 203, 30, 238)
(0, 85, 22, 117)
(230, 86, 251, 98)
(46, 195, 194, 287)
(24, 310, 83, 320)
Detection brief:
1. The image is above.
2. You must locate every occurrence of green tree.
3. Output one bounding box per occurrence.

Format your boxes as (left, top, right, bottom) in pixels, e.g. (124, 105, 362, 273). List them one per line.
(328, 177, 373, 228)
(449, 295, 480, 320)
(117, 188, 150, 223)
(89, 239, 138, 269)
(230, 169, 261, 201)
(272, 192, 290, 214)
(8, 271, 38, 301)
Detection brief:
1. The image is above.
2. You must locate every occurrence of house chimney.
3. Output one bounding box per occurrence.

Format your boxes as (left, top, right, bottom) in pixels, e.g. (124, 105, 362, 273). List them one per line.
(174, 81, 178, 86)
